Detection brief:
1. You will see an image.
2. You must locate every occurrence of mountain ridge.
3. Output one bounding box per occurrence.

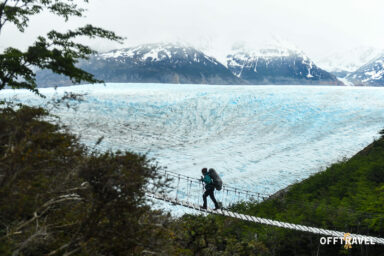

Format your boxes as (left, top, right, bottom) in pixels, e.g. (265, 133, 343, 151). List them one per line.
(226, 45, 343, 85)
(36, 43, 244, 87)
(346, 54, 384, 86)
(36, 43, 343, 87)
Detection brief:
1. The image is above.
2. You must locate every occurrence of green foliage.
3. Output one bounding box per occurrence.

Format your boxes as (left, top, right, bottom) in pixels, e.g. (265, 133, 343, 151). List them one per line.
(0, 0, 124, 94)
(367, 163, 384, 184)
(171, 214, 269, 255)
(173, 132, 384, 256)
(0, 103, 175, 255)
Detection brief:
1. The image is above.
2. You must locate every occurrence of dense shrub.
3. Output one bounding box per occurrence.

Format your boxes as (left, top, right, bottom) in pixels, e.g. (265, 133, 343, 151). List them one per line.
(367, 164, 384, 184)
(0, 103, 174, 255)
(170, 131, 384, 256)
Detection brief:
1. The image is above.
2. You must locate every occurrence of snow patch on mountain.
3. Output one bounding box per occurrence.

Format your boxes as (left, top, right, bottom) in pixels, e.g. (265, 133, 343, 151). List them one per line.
(36, 42, 243, 87)
(347, 55, 384, 86)
(98, 43, 221, 65)
(225, 42, 340, 85)
(362, 58, 384, 81)
(227, 44, 314, 77)
(337, 77, 354, 86)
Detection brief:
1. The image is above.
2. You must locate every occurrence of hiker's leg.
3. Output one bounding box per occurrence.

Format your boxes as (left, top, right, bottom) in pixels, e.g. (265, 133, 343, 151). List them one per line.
(202, 190, 209, 208)
(209, 189, 219, 208)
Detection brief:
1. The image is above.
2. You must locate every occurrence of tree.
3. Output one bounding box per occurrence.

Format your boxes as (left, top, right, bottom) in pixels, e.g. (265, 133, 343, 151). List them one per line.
(0, 0, 123, 94)
(0, 2, 181, 254)
(0, 103, 175, 255)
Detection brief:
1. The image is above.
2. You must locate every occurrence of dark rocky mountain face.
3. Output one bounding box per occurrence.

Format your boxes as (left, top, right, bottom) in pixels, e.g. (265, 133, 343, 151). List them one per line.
(227, 48, 343, 85)
(36, 43, 244, 87)
(346, 55, 384, 86)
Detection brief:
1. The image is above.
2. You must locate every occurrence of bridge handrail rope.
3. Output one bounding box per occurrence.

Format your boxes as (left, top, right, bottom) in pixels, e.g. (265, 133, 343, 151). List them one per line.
(158, 169, 271, 199)
(156, 169, 381, 218)
(147, 191, 384, 245)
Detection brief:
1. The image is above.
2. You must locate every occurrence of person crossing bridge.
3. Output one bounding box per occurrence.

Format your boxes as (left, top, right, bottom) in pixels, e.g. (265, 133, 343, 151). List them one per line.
(200, 168, 220, 210)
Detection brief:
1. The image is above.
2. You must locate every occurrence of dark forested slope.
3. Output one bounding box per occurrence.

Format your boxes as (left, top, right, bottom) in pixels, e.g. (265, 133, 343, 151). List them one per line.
(174, 131, 384, 255)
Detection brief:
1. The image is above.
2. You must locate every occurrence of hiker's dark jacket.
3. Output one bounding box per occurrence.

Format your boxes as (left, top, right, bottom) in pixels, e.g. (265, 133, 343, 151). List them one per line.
(202, 173, 214, 190)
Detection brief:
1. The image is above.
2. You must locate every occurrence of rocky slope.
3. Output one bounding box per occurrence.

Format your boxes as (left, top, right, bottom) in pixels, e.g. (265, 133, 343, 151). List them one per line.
(226, 46, 342, 85)
(36, 43, 244, 87)
(346, 54, 384, 86)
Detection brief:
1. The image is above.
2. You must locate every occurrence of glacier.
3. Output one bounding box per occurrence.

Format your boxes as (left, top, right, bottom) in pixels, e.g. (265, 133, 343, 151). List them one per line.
(2, 83, 384, 197)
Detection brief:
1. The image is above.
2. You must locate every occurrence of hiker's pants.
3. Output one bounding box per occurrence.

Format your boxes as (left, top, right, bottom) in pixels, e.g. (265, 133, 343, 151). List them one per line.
(203, 186, 218, 208)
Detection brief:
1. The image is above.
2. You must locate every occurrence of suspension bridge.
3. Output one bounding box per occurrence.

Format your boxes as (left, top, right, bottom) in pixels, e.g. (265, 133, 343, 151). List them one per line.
(147, 170, 384, 245)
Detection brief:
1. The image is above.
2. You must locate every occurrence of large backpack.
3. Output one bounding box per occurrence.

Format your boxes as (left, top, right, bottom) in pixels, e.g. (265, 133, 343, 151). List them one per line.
(208, 168, 222, 191)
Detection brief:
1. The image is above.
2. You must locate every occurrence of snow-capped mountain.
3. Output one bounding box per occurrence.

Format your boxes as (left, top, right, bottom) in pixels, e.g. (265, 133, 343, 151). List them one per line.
(317, 46, 383, 77)
(346, 54, 384, 86)
(36, 42, 347, 87)
(36, 43, 244, 87)
(227, 45, 342, 85)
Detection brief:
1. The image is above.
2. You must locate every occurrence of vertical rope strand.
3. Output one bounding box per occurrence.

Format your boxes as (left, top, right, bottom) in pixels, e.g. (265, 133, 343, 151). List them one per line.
(175, 175, 180, 200)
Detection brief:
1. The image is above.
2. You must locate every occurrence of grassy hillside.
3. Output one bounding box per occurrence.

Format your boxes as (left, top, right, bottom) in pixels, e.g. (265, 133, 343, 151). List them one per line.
(174, 131, 384, 255)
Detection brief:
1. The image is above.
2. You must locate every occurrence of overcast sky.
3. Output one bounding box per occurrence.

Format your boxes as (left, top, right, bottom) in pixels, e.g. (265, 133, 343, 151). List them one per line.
(2, 0, 384, 61)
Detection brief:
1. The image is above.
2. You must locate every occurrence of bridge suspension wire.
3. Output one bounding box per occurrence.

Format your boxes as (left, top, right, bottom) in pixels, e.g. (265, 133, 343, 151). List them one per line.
(147, 191, 384, 245)
(156, 169, 380, 219)
(155, 170, 266, 209)
(157, 169, 270, 204)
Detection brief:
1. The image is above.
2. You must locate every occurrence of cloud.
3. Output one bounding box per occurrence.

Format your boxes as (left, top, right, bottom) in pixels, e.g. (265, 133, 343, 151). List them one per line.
(1, 0, 384, 60)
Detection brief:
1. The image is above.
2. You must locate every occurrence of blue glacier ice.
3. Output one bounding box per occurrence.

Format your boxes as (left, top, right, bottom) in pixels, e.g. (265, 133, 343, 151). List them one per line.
(2, 83, 384, 197)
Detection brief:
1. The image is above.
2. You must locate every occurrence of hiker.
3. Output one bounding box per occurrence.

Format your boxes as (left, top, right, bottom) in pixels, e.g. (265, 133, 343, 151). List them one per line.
(201, 168, 219, 210)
